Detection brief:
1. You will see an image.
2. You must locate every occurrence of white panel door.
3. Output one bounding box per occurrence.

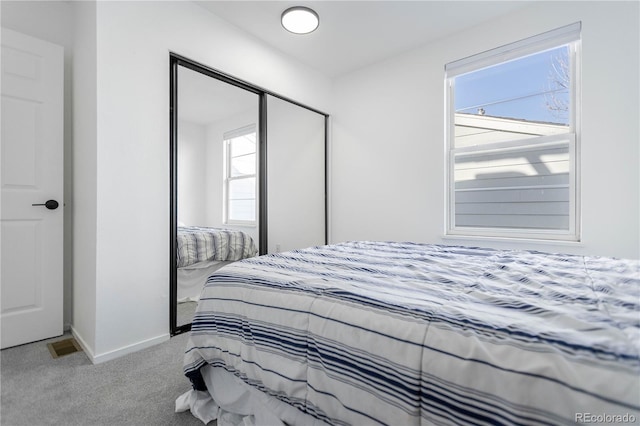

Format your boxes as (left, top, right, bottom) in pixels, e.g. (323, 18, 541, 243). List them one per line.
(1, 29, 64, 349)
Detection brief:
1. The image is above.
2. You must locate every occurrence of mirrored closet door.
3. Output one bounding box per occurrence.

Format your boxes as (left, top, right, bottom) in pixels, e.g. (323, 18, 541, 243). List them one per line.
(170, 57, 262, 332)
(170, 54, 328, 335)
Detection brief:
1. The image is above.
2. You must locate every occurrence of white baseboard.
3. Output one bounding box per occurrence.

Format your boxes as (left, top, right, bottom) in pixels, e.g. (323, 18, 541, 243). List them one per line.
(70, 325, 95, 361)
(70, 326, 170, 364)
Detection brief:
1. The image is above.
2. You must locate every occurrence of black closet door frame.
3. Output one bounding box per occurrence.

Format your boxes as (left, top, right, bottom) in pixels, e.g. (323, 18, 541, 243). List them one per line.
(169, 53, 329, 336)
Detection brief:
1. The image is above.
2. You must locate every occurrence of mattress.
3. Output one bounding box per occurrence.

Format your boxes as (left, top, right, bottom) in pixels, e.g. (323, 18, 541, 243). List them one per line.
(179, 241, 640, 425)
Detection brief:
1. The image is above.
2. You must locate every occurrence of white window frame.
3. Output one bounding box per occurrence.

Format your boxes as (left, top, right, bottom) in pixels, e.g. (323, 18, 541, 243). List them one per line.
(223, 124, 257, 226)
(445, 22, 582, 241)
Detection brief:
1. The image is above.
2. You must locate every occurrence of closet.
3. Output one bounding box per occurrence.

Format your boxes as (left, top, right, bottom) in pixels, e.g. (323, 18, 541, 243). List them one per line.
(169, 54, 328, 334)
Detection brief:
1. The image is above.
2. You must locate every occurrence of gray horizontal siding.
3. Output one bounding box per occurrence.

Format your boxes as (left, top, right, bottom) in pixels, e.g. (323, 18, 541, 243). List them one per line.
(455, 187, 569, 203)
(454, 145, 570, 231)
(456, 201, 569, 215)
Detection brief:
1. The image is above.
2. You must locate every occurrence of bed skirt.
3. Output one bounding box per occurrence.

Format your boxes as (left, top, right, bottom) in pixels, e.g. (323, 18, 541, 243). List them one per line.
(177, 260, 231, 303)
(175, 365, 325, 426)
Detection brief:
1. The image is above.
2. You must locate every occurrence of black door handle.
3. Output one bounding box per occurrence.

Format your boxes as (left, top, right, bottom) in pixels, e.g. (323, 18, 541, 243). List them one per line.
(32, 200, 59, 210)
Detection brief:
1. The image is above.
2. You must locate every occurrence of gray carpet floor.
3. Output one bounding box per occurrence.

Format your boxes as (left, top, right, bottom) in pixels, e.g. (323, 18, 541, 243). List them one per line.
(0, 331, 213, 426)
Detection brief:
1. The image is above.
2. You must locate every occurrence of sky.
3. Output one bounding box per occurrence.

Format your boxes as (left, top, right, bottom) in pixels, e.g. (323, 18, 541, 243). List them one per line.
(454, 45, 570, 126)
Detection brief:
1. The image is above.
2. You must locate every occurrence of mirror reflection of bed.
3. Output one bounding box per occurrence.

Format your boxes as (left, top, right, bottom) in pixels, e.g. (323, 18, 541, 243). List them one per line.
(176, 66, 260, 327)
(176, 226, 257, 326)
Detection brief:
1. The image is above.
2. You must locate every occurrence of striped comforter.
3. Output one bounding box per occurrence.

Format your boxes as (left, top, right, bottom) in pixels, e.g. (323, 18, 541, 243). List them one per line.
(177, 226, 257, 268)
(183, 241, 640, 425)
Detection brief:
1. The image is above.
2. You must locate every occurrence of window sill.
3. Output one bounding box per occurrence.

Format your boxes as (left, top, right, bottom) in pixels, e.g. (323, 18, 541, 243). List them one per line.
(441, 233, 583, 248)
(224, 223, 257, 228)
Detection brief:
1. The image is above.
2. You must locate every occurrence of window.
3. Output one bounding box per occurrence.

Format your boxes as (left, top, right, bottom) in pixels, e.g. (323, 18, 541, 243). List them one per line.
(445, 23, 581, 241)
(224, 125, 257, 225)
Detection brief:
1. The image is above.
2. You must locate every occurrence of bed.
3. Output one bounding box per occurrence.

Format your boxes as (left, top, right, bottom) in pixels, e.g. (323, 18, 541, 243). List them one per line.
(177, 226, 257, 302)
(176, 241, 639, 425)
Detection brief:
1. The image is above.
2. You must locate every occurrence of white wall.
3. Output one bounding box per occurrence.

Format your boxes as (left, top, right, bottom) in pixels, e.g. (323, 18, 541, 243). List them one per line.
(71, 0, 99, 356)
(331, 1, 639, 259)
(90, 1, 332, 361)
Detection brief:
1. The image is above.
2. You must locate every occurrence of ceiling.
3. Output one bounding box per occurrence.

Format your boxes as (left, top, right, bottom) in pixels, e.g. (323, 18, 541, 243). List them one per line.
(196, 1, 532, 78)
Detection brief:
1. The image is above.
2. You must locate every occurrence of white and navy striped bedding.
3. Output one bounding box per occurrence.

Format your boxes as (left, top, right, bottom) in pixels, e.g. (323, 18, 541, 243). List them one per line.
(177, 226, 257, 268)
(183, 241, 640, 425)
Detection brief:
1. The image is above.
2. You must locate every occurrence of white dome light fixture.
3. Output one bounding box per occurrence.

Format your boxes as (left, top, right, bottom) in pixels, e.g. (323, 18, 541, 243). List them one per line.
(281, 6, 319, 35)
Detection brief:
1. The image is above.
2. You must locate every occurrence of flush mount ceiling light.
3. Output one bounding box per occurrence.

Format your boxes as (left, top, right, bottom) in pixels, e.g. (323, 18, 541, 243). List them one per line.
(281, 6, 319, 34)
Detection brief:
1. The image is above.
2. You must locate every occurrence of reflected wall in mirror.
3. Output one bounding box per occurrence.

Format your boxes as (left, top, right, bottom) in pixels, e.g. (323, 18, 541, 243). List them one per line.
(174, 64, 260, 329)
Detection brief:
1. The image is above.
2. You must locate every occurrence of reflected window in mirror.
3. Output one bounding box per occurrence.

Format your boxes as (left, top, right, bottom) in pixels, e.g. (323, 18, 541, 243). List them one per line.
(224, 124, 257, 226)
